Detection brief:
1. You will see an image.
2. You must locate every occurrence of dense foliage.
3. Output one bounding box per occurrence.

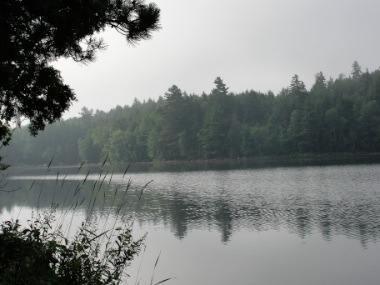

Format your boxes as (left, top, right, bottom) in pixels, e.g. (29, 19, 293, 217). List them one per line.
(2, 62, 380, 165)
(0, 214, 143, 284)
(0, 0, 160, 144)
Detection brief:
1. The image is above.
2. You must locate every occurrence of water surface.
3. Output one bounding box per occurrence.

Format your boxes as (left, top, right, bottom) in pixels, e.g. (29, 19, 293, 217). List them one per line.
(1, 163, 379, 285)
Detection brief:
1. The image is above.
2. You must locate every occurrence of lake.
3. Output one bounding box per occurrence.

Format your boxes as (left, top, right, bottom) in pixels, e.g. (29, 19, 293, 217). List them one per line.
(1, 162, 380, 285)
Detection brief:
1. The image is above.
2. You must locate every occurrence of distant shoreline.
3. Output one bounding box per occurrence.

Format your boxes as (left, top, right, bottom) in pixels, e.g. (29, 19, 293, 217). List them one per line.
(6, 153, 380, 175)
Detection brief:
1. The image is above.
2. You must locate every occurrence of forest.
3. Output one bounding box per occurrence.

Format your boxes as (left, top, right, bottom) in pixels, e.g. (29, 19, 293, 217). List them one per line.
(2, 62, 380, 165)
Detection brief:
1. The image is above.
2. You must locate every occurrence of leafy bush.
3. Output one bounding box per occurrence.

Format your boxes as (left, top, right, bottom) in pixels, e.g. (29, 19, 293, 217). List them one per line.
(0, 211, 143, 284)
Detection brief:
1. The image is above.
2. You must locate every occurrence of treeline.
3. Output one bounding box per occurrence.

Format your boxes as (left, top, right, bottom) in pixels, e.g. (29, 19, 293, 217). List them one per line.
(2, 62, 380, 165)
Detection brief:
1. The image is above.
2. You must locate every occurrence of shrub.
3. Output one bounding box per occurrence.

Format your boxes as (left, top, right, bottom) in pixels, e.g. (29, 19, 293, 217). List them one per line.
(0, 210, 144, 284)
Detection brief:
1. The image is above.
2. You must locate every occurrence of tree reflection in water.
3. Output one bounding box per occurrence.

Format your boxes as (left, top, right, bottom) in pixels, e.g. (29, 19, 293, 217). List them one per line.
(1, 164, 380, 248)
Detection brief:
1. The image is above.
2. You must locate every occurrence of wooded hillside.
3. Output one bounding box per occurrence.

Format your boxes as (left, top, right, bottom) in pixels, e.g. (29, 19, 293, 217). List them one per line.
(3, 62, 379, 165)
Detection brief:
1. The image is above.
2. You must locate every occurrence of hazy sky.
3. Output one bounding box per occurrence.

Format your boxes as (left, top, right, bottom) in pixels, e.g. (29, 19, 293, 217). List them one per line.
(54, 0, 380, 118)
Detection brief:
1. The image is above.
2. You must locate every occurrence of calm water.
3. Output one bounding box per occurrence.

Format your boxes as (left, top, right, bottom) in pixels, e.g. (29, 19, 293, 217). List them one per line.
(1, 163, 380, 285)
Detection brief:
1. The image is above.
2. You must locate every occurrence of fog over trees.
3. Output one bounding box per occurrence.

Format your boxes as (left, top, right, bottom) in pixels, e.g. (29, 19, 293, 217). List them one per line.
(2, 62, 380, 165)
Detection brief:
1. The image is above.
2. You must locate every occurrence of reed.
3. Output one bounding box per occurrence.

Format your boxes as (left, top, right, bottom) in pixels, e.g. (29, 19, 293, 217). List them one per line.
(0, 161, 172, 285)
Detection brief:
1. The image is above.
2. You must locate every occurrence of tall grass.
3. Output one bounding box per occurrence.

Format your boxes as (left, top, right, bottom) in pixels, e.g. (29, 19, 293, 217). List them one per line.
(0, 161, 172, 285)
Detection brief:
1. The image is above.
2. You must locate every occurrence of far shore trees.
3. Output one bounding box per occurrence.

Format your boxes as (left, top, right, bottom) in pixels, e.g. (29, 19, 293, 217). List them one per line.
(3, 62, 380, 165)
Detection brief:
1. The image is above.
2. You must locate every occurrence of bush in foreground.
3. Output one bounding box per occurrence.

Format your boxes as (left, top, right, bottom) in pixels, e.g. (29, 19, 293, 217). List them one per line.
(0, 211, 143, 285)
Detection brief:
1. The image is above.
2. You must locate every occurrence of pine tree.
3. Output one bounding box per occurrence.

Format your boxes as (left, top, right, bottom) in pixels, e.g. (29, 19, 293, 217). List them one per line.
(0, 0, 160, 144)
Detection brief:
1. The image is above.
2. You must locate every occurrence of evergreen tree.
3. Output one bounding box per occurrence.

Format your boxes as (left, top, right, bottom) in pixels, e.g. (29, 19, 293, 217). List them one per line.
(199, 77, 232, 158)
(351, 61, 362, 80)
(2, 63, 380, 164)
(0, 0, 160, 144)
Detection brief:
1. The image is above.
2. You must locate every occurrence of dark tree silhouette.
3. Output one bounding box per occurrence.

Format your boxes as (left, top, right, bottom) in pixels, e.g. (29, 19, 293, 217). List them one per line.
(0, 0, 160, 144)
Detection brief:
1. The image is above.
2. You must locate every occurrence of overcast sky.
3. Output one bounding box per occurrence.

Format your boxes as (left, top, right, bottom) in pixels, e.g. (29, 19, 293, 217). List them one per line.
(54, 0, 380, 118)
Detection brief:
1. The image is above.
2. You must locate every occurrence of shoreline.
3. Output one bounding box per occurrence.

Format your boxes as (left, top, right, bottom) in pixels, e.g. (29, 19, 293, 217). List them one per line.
(6, 153, 380, 174)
